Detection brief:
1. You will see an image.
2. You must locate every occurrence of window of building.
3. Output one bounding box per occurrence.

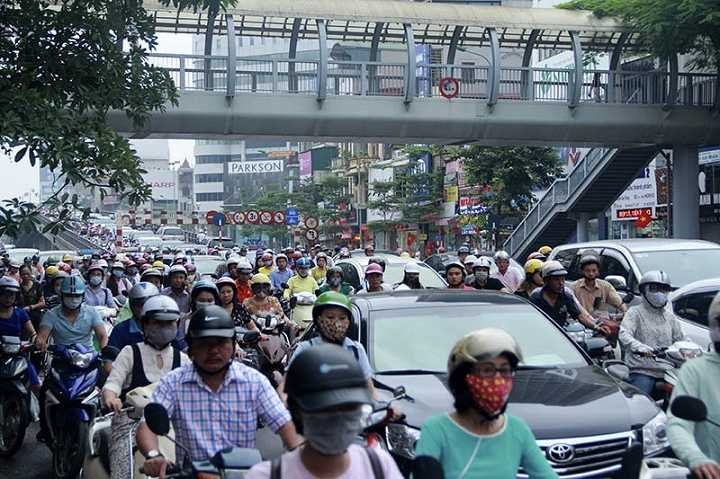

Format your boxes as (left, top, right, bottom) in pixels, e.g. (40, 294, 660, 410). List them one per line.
(196, 192, 224, 202)
(196, 173, 224, 183)
(195, 155, 226, 164)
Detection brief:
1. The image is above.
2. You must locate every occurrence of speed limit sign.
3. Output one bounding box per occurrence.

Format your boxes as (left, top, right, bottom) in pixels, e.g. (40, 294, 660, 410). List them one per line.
(246, 210, 259, 224)
(439, 77, 460, 99)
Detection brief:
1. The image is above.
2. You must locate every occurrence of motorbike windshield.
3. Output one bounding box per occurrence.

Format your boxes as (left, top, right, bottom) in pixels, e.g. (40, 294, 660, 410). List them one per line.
(371, 304, 588, 373)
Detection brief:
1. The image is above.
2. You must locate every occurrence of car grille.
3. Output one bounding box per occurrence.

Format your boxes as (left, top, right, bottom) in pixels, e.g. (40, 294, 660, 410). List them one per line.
(518, 431, 633, 478)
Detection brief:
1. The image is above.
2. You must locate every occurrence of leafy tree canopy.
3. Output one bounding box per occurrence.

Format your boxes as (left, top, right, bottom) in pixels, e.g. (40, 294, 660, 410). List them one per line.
(0, 0, 233, 236)
(559, 0, 720, 69)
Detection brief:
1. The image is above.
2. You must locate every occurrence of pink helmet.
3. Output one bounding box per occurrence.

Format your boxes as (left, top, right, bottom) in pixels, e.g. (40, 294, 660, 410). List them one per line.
(365, 263, 384, 275)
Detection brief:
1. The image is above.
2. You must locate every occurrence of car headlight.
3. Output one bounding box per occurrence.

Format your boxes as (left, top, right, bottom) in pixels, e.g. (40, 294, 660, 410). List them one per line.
(386, 424, 421, 459)
(640, 411, 670, 456)
(68, 349, 95, 369)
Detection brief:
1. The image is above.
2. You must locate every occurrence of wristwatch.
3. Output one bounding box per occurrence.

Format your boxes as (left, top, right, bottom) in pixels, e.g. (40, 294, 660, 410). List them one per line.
(144, 449, 163, 460)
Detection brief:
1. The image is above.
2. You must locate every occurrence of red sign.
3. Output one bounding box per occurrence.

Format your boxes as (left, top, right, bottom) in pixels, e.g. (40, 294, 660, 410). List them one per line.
(260, 210, 273, 225)
(616, 207, 653, 221)
(205, 210, 218, 225)
(635, 210, 654, 228)
(233, 211, 246, 225)
(305, 216, 319, 229)
(439, 77, 460, 99)
(305, 229, 319, 241)
(273, 211, 286, 224)
(246, 210, 259, 224)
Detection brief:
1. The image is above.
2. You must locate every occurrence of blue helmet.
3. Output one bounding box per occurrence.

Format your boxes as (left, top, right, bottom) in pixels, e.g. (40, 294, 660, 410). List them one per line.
(296, 257, 312, 269)
(61, 275, 86, 295)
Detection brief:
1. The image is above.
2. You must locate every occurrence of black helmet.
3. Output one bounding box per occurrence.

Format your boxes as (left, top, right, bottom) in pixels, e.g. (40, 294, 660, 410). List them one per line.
(285, 344, 372, 412)
(187, 305, 235, 339)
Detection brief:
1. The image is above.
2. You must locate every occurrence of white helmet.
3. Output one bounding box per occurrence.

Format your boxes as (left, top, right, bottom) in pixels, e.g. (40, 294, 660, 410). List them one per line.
(404, 262, 420, 274)
(141, 295, 181, 322)
(638, 270, 671, 291)
(494, 251, 510, 262)
(448, 328, 523, 375)
(226, 255, 241, 267)
(473, 257, 493, 270)
(236, 258, 253, 271)
(168, 264, 187, 276)
(464, 255, 478, 265)
(542, 260, 567, 278)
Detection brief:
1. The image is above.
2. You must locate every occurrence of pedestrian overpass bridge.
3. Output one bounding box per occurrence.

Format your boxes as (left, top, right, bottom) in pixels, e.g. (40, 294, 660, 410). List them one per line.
(108, 0, 719, 146)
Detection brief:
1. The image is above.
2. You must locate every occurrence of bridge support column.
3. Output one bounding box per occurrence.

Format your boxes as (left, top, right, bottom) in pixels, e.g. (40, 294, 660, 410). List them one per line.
(597, 213, 609, 240)
(576, 212, 590, 242)
(672, 145, 700, 239)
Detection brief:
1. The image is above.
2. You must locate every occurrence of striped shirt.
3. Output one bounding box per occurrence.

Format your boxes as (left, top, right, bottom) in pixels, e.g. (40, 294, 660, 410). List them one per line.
(150, 361, 291, 462)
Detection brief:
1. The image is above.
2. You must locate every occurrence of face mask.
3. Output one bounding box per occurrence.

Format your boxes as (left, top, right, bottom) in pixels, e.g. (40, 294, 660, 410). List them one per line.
(298, 269, 309, 278)
(89, 275, 103, 287)
(112, 270, 124, 279)
(263, 260, 272, 267)
(63, 296, 83, 310)
(644, 291, 668, 309)
(475, 271, 489, 282)
(316, 315, 348, 343)
(144, 323, 177, 350)
(465, 373, 513, 419)
(195, 300, 214, 310)
(302, 408, 366, 455)
(128, 269, 138, 276)
(327, 276, 341, 287)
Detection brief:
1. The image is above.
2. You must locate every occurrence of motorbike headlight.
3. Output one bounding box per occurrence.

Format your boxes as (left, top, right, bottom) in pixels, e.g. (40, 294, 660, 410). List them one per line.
(68, 349, 95, 369)
(1, 343, 20, 354)
(640, 411, 670, 456)
(386, 424, 421, 459)
(680, 348, 702, 360)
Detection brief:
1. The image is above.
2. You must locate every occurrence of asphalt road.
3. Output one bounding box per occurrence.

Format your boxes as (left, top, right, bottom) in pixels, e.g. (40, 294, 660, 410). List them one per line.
(0, 421, 283, 479)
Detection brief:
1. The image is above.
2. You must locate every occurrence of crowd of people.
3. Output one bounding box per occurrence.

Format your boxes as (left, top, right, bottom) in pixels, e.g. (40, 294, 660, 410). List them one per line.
(0, 240, 717, 479)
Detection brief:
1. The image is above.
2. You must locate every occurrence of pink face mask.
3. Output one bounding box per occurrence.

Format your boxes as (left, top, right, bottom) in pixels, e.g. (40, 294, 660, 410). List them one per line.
(465, 373, 513, 418)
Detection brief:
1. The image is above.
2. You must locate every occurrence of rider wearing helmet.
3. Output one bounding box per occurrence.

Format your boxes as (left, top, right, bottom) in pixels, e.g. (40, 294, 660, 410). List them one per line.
(667, 292, 720, 479)
(0, 277, 40, 390)
(463, 255, 478, 277)
(491, 251, 524, 292)
(226, 255, 241, 280)
(242, 274, 288, 327)
(44, 270, 69, 309)
(470, 257, 506, 291)
(317, 266, 355, 296)
(445, 261, 473, 290)
(284, 257, 319, 299)
(364, 244, 376, 257)
(17, 263, 46, 329)
(161, 264, 190, 314)
(356, 263, 392, 295)
(35, 275, 108, 350)
(108, 261, 132, 303)
(185, 263, 197, 284)
(234, 258, 254, 302)
(248, 345, 401, 479)
(42, 265, 60, 297)
(530, 261, 605, 333)
(415, 329, 555, 478)
(570, 254, 627, 318)
(140, 268, 163, 291)
(310, 252, 328, 284)
(527, 251, 546, 262)
(394, 262, 423, 290)
(270, 254, 293, 291)
(291, 292, 376, 397)
(137, 305, 301, 476)
(125, 262, 140, 286)
(258, 252, 275, 276)
(189, 279, 220, 312)
(538, 245, 553, 257)
(619, 271, 685, 395)
(108, 282, 161, 350)
(85, 263, 116, 308)
(515, 259, 544, 299)
(216, 276, 244, 325)
(457, 246, 470, 265)
(103, 295, 189, 479)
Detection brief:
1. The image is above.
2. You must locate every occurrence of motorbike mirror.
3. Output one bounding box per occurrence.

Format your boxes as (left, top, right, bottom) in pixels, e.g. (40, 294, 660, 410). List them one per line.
(100, 345, 121, 361)
(144, 402, 171, 436)
(393, 386, 407, 399)
(605, 275, 627, 291)
(622, 292, 635, 304)
(412, 455, 445, 479)
(671, 396, 707, 422)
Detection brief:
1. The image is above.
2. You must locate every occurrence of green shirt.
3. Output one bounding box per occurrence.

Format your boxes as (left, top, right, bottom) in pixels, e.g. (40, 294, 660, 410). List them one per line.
(667, 351, 720, 468)
(415, 413, 558, 479)
(317, 283, 354, 296)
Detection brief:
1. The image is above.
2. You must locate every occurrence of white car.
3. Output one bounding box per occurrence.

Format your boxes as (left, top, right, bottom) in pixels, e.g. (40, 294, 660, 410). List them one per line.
(669, 278, 718, 351)
(157, 226, 186, 242)
(335, 255, 447, 292)
(136, 236, 163, 250)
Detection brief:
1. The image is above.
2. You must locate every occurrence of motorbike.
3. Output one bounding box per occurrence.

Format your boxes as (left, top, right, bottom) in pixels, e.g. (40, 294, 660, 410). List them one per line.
(141, 402, 262, 478)
(0, 335, 33, 457)
(290, 291, 316, 329)
(243, 314, 293, 387)
(40, 343, 116, 479)
(564, 321, 615, 361)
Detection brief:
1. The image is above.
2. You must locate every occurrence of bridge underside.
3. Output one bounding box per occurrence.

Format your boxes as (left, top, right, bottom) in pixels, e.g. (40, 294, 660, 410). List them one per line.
(110, 92, 720, 146)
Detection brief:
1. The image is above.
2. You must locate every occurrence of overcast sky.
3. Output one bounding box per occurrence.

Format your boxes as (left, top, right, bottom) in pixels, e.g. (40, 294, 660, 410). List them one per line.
(1, 33, 196, 202)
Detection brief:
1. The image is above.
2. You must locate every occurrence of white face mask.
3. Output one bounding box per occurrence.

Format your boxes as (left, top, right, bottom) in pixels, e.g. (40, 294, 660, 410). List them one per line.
(195, 300, 214, 309)
(89, 275, 103, 287)
(63, 296, 83, 310)
(475, 271, 489, 282)
(644, 291, 668, 309)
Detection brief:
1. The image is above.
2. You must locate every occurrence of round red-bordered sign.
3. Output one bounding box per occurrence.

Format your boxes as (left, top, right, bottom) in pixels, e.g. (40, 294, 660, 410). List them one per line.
(273, 211, 286, 224)
(305, 229, 319, 241)
(206, 210, 218, 225)
(260, 210, 273, 225)
(246, 210, 259, 224)
(233, 211, 246, 225)
(439, 77, 460, 99)
(305, 216, 319, 229)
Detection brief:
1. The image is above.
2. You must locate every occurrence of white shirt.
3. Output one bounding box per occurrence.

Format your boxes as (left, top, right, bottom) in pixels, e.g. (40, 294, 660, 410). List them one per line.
(103, 342, 190, 395)
(492, 267, 524, 292)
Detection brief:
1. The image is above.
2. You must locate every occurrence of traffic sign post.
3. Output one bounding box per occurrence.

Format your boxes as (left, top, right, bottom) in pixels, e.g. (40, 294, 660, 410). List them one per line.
(439, 77, 460, 99)
(305, 229, 319, 242)
(246, 210, 259, 224)
(273, 211, 286, 224)
(260, 210, 273, 225)
(286, 207, 300, 226)
(304, 216, 319, 230)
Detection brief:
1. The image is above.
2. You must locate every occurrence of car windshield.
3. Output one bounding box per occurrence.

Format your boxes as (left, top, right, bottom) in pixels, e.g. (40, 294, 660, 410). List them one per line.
(194, 257, 224, 275)
(632, 249, 720, 288)
(371, 304, 586, 372)
(9, 249, 39, 262)
(382, 263, 446, 288)
(161, 228, 184, 236)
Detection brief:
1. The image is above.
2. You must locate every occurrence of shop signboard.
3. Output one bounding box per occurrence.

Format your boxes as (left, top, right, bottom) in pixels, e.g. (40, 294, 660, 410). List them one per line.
(227, 159, 284, 175)
(459, 196, 487, 215)
(611, 168, 658, 221)
(445, 186, 459, 203)
(298, 151, 312, 178)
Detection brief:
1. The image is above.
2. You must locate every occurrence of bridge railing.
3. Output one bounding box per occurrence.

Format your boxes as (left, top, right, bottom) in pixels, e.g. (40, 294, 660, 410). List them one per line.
(148, 53, 718, 107)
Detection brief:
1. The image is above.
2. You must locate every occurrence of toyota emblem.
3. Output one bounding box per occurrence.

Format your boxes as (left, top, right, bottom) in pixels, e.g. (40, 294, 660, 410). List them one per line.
(547, 443, 575, 464)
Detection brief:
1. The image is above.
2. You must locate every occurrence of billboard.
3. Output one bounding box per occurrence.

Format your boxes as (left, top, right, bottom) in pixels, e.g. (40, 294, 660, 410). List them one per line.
(611, 167, 658, 221)
(143, 169, 177, 200)
(227, 159, 284, 174)
(299, 151, 312, 178)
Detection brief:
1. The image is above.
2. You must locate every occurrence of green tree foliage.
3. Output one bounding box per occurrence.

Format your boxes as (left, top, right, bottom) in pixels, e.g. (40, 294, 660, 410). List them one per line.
(367, 170, 443, 231)
(459, 146, 561, 214)
(559, 0, 720, 69)
(0, 0, 233, 236)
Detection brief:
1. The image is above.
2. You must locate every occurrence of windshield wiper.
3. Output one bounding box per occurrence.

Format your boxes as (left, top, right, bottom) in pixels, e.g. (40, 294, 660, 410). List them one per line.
(375, 369, 445, 375)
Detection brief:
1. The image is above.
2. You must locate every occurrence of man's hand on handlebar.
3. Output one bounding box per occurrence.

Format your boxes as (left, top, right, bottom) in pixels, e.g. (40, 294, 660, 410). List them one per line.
(142, 456, 169, 478)
(692, 463, 720, 479)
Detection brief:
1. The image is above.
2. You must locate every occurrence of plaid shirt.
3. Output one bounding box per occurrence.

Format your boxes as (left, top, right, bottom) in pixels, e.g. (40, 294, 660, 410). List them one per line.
(151, 361, 291, 462)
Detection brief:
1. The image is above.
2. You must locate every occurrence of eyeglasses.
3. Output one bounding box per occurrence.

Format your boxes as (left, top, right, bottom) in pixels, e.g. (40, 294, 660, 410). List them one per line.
(471, 363, 516, 379)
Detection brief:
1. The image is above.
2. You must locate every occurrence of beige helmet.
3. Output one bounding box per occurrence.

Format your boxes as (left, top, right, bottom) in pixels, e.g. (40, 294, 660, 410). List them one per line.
(707, 291, 720, 344)
(448, 328, 523, 375)
(542, 260, 567, 278)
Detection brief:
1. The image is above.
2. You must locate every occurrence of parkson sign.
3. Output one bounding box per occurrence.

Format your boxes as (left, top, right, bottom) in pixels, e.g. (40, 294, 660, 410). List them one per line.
(228, 160, 284, 174)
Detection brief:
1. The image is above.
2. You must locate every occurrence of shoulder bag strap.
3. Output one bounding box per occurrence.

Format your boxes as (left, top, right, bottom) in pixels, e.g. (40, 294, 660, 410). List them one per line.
(270, 457, 282, 479)
(365, 447, 385, 479)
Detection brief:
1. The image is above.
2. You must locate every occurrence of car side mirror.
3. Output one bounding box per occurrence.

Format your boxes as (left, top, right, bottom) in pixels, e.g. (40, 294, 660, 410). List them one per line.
(606, 275, 627, 291)
(605, 363, 630, 382)
(144, 402, 171, 436)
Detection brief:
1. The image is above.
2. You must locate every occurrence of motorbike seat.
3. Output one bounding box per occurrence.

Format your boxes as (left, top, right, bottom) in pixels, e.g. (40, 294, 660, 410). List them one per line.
(210, 447, 262, 470)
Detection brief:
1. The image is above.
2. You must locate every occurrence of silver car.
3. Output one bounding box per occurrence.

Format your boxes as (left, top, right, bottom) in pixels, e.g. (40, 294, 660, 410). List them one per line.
(669, 278, 718, 351)
(335, 255, 447, 291)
